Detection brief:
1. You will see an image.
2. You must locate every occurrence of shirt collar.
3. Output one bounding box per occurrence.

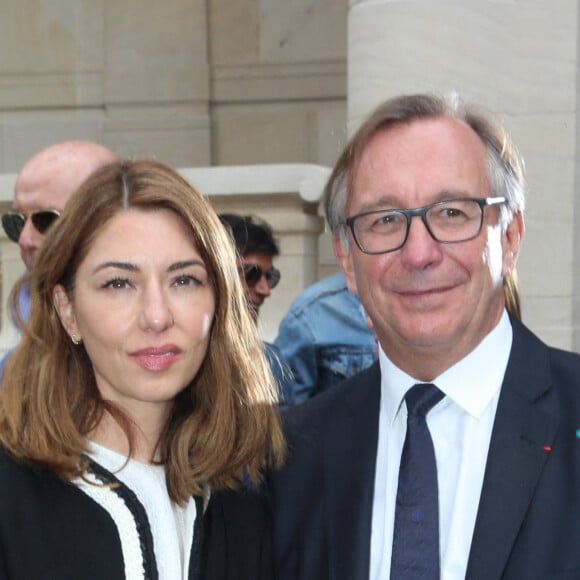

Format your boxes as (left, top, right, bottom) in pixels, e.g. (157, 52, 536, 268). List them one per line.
(380, 310, 513, 424)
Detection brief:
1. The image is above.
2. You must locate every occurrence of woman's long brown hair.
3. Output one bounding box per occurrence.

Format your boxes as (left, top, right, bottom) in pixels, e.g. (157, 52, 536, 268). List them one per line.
(0, 159, 284, 503)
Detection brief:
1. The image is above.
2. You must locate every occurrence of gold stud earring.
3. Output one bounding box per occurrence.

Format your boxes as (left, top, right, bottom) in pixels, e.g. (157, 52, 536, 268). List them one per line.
(71, 335, 81, 345)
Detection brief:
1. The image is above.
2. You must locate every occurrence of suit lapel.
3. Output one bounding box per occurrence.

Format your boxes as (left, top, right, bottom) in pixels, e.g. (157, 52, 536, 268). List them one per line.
(324, 362, 381, 580)
(466, 320, 559, 579)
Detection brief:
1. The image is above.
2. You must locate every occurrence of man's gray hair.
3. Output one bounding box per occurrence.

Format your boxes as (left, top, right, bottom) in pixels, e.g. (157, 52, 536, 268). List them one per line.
(322, 93, 526, 248)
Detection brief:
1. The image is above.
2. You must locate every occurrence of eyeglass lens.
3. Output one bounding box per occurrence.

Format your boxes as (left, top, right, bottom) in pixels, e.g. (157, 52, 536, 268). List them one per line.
(350, 198, 485, 254)
(1, 210, 60, 243)
(243, 264, 281, 289)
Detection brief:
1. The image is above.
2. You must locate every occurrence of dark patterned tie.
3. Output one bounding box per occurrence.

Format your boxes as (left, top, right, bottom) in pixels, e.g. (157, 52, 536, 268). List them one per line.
(390, 383, 445, 580)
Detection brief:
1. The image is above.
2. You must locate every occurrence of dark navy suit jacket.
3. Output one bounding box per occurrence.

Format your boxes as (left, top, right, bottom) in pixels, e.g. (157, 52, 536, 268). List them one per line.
(269, 317, 580, 580)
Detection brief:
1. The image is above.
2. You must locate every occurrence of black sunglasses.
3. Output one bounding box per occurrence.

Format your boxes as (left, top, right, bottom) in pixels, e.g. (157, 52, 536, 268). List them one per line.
(1, 210, 61, 243)
(242, 264, 281, 289)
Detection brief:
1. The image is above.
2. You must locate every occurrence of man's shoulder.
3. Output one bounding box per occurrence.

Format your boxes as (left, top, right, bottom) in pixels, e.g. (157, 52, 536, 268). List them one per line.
(281, 362, 380, 434)
(285, 272, 348, 315)
(509, 318, 580, 399)
(209, 486, 270, 527)
(511, 317, 580, 369)
(544, 344, 580, 395)
(271, 363, 380, 494)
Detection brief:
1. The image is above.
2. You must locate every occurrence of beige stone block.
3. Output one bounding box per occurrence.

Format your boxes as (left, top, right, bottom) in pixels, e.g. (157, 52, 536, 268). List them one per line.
(0, 173, 16, 205)
(0, 72, 104, 109)
(499, 114, 575, 301)
(318, 230, 337, 269)
(520, 295, 573, 350)
(212, 61, 346, 103)
(0, 238, 25, 355)
(0, 138, 5, 174)
(275, 217, 324, 253)
(104, 105, 211, 166)
(505, 114, 574, 206)
(208, 0, 259, 65)
(105, 0, 209, 104)
(517, 216, 573, 293)
(1, 113, 108, 171)
(316, 102, 348, 167)
(348, 1, 577, 125)
(0, 1, 104, 73)
(259, 0, 347, 62)
(214, 104, 311, 164)
(0, 2, 105, 108)
(214, 101, 347, 165)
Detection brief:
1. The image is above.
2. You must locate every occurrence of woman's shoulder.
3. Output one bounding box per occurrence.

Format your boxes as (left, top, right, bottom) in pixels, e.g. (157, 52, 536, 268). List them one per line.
(0, 446, 44, 489)
(0, 447, 128, 579)
(0, 446, 102, 516)
(0, 446, 78, 512)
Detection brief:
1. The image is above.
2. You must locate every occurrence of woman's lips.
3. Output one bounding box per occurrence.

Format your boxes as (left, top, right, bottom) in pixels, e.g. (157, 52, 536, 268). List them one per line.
(129, 345, 182, 371)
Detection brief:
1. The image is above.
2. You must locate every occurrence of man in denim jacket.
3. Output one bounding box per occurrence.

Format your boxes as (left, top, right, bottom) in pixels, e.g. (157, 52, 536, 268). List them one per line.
(273, 271, 377, 405)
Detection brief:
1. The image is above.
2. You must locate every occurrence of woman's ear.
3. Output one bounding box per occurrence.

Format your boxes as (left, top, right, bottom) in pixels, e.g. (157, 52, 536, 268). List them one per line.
(53, 285, 80, 341)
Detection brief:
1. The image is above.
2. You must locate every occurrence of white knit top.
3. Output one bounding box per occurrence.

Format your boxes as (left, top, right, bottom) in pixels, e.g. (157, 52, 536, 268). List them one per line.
(86, 442, 197, 580)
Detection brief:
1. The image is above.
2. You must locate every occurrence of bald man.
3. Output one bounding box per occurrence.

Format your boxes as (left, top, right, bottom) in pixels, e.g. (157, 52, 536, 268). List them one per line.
(0, 141, 117, 372)
(8, 141, 118, 269)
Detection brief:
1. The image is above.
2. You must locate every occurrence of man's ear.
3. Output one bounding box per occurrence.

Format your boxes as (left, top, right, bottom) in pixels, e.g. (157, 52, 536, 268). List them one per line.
(501, 211, 525, 278)
(53, 285, 80, 341)
(333, 235, 359, 295)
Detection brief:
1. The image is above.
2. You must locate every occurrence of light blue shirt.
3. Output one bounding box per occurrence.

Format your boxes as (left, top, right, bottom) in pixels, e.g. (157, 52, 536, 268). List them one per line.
(0, 282, 30, 379)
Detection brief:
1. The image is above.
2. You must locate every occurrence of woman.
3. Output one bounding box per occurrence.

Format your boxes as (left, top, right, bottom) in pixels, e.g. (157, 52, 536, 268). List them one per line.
(0, 160, 284, 579)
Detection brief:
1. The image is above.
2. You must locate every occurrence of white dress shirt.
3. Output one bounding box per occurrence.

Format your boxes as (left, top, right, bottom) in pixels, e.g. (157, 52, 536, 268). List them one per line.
(369, 310, 513, 580)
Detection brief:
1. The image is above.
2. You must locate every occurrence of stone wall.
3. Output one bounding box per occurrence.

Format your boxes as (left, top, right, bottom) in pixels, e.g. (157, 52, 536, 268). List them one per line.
(0, 0, 348, 172)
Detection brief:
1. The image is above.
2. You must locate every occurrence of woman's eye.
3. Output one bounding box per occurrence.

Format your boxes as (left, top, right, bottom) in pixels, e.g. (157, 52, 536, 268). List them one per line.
(102, 278, 131, 290)
(173, 274, 201, 287)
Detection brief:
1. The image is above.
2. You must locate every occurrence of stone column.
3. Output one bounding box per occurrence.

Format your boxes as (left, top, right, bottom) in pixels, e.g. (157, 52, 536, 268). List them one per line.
(348, 0, 579, 350)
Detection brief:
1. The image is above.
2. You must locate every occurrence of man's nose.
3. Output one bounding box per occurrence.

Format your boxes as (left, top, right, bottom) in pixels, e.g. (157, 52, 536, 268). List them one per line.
(254, 275, 272, 297)
(399, 216, 442, 268)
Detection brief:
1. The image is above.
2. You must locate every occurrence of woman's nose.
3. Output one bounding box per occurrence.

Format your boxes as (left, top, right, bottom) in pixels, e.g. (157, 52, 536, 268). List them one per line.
(139, 285, 174, 332)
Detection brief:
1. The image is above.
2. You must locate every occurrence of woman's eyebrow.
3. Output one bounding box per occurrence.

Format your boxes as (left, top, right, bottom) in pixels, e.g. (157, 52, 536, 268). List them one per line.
(167, 259, 205, 272)
(93, 261, 139, 274)
(92, 258, 206, 275)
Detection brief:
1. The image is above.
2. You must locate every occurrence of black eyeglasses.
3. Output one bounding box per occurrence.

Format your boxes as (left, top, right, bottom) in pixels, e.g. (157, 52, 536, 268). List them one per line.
(344, 197, 506, 255)
(1, 210, 61, 243)
(242, 264, 281, 289)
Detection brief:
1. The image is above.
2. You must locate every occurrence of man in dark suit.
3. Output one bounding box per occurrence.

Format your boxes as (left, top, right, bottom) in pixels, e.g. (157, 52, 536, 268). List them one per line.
(269, 94, 580, 579)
